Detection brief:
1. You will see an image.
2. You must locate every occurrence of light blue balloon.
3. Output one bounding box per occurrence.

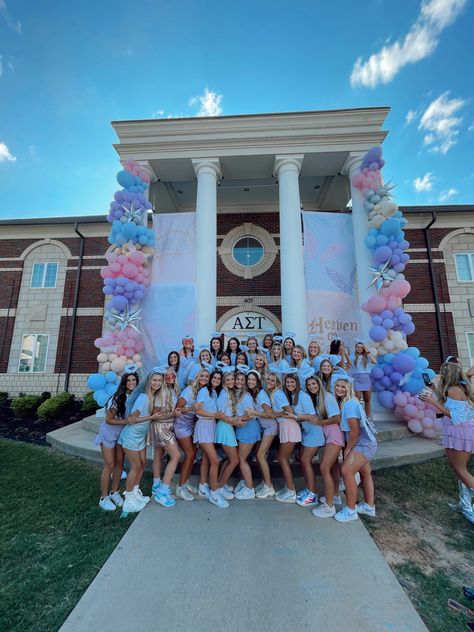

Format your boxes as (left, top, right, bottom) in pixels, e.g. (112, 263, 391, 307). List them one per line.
(93, 389, 108, 406)
(105, 370, 118, 383)
(416, 357, 429, 369)
(404, 378, 423, 395)
(87, 373, 107, 391)
(404, 347, 421, 358)
(105, 382, 118, 396)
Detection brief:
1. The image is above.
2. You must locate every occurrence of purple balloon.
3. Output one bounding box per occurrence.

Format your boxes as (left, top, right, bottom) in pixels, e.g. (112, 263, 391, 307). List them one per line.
(381, 310, 393, 319)
(390, 371, 403, 384)
(381, 376, 391, 388)
(383, 319, 394, 329)
(374, 246, 392, 264)
(394, 263, 405, 273)
(372, 381, 384, 392)
(369, 325, 387, 342)
(383, 364, 393, 375)
(109, 295, 128, 311)
(392, 353, 416, 374)
(378, 390, 394, 409)
(372, 315, 383, 325)
(404, 322, 416, 335)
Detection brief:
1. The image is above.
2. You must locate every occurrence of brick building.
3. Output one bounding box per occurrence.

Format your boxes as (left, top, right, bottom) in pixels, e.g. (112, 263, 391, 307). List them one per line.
(1, 206, 473, 397)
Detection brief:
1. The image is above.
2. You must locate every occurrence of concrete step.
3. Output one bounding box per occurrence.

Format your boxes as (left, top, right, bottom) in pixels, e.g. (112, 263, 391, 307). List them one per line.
(80, 414, 412, 443)
(47, 420, 444, 473)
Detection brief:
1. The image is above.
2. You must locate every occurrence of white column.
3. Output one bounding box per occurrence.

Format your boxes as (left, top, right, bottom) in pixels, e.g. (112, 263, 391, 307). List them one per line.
(192, 158, 221, 343)
(274, 154, 307, 342)
(342, 152, 373, 340)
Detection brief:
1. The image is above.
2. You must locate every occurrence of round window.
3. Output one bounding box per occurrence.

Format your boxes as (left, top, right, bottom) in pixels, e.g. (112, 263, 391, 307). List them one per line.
(232, 237, 264, 267)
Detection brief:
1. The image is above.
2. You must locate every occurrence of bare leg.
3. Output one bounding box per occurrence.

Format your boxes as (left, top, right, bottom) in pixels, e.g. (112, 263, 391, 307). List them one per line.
(238, 443, 256, 489)
(177, 435, 196, 485)
(359, 461, 375, 506)
(278, 442, 296, 491)
(363, 390, 372, 419)
(319, 443, 342, 506)
(341, 451, 368, 510)
(445, 449, 474, 488)
(111, 444, 124, 493)
(300, 446, 319, 493)
(218, 445, 239, 487)
(200, 443, 220, 492)
(124, 449, 142, 492)
(99, 444, 115, 497)
(257, 434, 276, 488)
(162, 442, 181, 486)
(199, 452, 210, 485)
(153, 446, 164, 480)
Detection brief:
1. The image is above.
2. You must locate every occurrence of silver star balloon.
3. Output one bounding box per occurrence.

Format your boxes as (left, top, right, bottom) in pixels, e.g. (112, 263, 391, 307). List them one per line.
(107, 303, 142, 333)
(368, 258, 393, 293)
(121, 200, 145, 224)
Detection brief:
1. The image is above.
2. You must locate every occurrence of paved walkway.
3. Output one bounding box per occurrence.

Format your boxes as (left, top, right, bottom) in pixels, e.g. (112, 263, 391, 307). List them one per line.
(60, 499, 427, 632)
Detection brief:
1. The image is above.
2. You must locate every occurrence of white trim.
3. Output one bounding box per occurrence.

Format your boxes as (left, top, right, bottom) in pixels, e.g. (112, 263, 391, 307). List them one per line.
(466, 332, 474, 365)
(0, 267, 23, 272)
(18, 333, 50, 374)
(216, 306, 281, 333)
(30, 261, 59, 289)
(405, 259, 444, 264)
(61, 307, 104, 316)
(439, 228, 474, 250)
(403, 303, 452, 312)
(20, 239, 72, 260)
(453, 252, 474, 283)
(219, 224, 277, 279)
(0, 308, 17, 317)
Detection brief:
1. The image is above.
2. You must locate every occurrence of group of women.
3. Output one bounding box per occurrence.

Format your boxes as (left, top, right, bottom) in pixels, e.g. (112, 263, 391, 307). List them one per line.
(95, 333, 379, 522)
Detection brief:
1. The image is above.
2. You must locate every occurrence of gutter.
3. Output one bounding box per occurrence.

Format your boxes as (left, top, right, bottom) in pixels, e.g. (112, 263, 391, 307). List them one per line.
(64, 223, 85, 392)
(423, 211, 445, 362)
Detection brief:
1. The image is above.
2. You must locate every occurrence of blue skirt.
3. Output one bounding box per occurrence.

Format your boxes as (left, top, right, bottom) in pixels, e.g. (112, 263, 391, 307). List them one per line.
(215, 420, 237, 447)
(235, 418, 261, 444)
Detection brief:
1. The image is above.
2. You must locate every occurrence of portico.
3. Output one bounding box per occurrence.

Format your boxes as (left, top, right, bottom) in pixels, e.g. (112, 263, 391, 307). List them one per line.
(112, 108, 389, 343)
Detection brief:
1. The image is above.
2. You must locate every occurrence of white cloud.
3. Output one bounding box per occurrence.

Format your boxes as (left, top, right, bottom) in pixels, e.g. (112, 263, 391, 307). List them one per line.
(418, 91, 467, 153)
(0, 141, 16, 162)
(406, 109, 418, 125)
(350, 0, 467, 88)
(439, 187, 458, 202)
(151, 109, 164, 118)
(469, 122, 474, 132)
(0, 0, 22, 33)
(413, 172, 435, 192)
(189, 87, 223, 117)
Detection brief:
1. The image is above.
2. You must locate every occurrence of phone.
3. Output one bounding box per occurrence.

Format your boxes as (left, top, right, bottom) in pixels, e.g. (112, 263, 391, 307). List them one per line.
(422, 372, 432, 387)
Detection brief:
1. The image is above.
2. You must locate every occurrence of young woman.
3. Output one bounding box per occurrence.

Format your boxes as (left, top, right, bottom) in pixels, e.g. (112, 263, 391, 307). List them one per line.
(225, 337, 241, 366)
(350, 341, 376, 419)
(290, 345, 311, 391)
(253, 352, 268, 382)
(186, 348, 213, 384)
(245, 371, 277, 498)
(96, 370, 139, 511)
(246, 337, 259, 368)
(174, 369, 210, 501)
(307, 340, 322, 370)
(233, 369, 262, 499)
(283, 335, 295, 363)
(209, 336, 223, 367)
(193, 370, 229, 508)
(215, 369, 242, 498)
(420, 361, 474, 524)
(217, 352, 232, 367)
(148, 368, 181, 508)
(318, 359, 335, 392)
(119, 371, 163, 514)
(332, 376, 377, 523)
(179, 335, 196, 373)
(167, 350, 187, 389)
(329, 339, 351, 370)
(235, 350, 249, 367)
(262, 333, 274, 360)
(268, 342, 290, 379)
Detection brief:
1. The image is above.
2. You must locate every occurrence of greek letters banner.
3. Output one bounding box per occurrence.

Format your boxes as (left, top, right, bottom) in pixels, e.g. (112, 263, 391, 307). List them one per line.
(303, 211, 361, 348)
(141, 212, 197, 368)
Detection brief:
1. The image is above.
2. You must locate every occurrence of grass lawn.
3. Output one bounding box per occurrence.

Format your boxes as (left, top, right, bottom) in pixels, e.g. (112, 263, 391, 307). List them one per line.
(366, 458, 474, 632)
(0, 438, 140, 632)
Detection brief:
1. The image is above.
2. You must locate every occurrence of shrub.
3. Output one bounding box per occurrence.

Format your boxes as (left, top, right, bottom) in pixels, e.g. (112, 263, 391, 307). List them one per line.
(11, 395, 43, 418)
(81, 392, 99, 415)
(37, 393, 75, 422)
(40, 391, 52, 402)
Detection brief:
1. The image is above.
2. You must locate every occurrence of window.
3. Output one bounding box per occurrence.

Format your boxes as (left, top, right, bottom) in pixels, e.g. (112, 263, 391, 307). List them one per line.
(31, 262, 58, 288)
(454, 253, 474, 282)
(232, 237, 264, 267)
(467, 333, 474, 365)
(18, 334, 49, 373)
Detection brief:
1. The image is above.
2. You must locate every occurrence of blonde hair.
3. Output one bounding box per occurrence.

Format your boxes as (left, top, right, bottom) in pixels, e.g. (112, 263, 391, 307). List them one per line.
(270, 343, 283, 362)
(254, 352, 268, 379)
(306, 375, 328, 419)
(191, 369, 209, 400)
(333, 377, 358, 407)
(290, 344, 307, 368)
(234, 370, 248, 404)
(265, 371, 283, 404)
(438, 362, 474, 405)
(307, 340, 321, 360)
(222, 373, 237, 415)
(354, 342, 369, 369)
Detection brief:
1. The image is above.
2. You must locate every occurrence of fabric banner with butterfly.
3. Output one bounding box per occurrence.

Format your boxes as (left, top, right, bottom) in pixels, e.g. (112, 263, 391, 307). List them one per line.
(303, 211, 361, 348)
(140, 212, 197, 368)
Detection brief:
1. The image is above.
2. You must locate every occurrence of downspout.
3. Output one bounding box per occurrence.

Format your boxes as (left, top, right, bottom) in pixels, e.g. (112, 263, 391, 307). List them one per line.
(423, 211, 445, 362)
(64, 223, 85, 392)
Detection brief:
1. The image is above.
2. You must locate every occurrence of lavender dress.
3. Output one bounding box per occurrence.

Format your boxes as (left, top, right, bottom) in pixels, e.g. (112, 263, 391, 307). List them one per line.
(442, 398, 474, 452)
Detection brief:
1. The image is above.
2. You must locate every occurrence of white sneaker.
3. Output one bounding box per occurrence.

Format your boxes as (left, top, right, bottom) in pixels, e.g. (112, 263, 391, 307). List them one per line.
(312, 502, 336, 518)
(235, 485, 255, 500)
(185, 481, 198, 495)
(334, 506, 358, 523)
(275, 485, 288, 499)
(121, 491, 145, 515)
(276, 488, 296, 503)
(256, 483, 275, 499)
(99, 496, 116, 511)
(208, 491, 229, 509)
(296, 490, 318, 507)
(198, 483, 211, 498)
(255, 481, 265, 493)
(320, 495, 342, 505)
(224, 483, 234, 493)
(356, 502, 376, 517)
(134, 488, 150, 504)
(176, 484, 194, 501)
(218, 487, 235, 500)
(234, 480, 245, 494)
(109, 491, 124, 507)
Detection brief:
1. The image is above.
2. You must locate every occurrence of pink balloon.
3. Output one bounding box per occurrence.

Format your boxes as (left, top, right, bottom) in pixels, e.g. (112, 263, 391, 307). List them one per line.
(422, 427, 438, 439)
(389, 279, 411, 298)
(421, 417, 433, 429)
(408, 419, 422, 433)
(386, 296, 401, 310)
(393, 391, 408, 406)
(110, 262, 121, 274)
(365, 295, 387, 313)
(122, 262, 138, 278)
(117, 255, 127, 265)
(404, 404, 417, 418)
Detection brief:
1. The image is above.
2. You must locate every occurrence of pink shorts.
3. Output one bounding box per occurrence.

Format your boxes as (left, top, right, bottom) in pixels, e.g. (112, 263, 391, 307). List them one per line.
(278, 419, 302, 444)
(323, 423, 345, 447)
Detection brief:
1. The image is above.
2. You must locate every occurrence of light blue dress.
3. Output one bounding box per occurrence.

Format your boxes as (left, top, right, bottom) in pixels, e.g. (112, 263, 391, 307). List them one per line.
(118, 393, 150, 451)
(293, 391, 325, 448)
(235, 392, 261, 444)
(215, 389, 238, 447)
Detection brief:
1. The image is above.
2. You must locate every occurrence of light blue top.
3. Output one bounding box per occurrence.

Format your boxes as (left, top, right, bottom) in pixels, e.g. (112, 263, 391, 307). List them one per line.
(180, 385, 195, 405)
(292, 390, 325, 444)
(236, 392, 255, 417)
(247, 352, 257, 369)
(217, 389, 235, 416)
(315, 392, 340, 419)
(268, 359, 290, 378)
(445, 397, 474, 426)
(255, 389, 271, 412)
(350, 354, 374, 374)
(270, 389, 291, 424)
(340, 399, 377, 443)
(196, 387, 218, 417)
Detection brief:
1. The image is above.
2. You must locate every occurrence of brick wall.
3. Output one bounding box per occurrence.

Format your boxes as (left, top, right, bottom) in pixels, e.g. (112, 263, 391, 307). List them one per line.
(55, 315, 103, 374)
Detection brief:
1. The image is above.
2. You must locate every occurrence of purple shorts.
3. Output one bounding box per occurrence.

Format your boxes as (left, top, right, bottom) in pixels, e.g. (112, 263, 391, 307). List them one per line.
(353, 440, 377, 461)
(442, 417, 474, 452)
(95, 421, 122, 449)
(258, 417, 278, 437)
(174, 412, 196, 439)
(352, 372, 371, 392)
(193, 417, 216, 444)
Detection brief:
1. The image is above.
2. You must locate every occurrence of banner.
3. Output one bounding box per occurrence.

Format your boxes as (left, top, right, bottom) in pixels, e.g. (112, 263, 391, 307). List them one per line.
(141, 212, 196, 368)
(303, 211, 361, 349)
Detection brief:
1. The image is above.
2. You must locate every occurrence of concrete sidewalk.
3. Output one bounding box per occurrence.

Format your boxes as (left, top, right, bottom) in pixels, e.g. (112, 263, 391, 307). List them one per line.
(60, 500, 427, 632)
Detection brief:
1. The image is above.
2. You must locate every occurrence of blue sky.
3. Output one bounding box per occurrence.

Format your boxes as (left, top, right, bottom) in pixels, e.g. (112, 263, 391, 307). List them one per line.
(0, 0, 473, 219)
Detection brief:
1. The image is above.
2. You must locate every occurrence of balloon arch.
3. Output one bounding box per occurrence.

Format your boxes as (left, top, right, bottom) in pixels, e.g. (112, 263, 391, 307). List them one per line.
(87, 148, 440, 439)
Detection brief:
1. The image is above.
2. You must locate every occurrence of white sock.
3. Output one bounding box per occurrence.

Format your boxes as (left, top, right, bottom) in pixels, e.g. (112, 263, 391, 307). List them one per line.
(153, 478, 161, 486)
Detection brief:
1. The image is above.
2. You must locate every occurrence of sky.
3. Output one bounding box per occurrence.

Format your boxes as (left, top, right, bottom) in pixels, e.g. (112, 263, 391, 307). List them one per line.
(0, 0, 473, 219)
